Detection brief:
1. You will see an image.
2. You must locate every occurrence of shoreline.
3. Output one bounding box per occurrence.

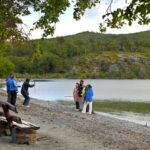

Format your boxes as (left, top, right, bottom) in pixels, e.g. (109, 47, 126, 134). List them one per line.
(1, 90, 150, 149)
(1, 88, 150, 125)
(1, 88, 150, 127)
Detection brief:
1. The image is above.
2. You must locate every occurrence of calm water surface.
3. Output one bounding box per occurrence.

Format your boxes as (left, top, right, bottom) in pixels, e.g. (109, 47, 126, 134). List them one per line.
(3, 79, 150, 126)
(17, 79, 150, 102)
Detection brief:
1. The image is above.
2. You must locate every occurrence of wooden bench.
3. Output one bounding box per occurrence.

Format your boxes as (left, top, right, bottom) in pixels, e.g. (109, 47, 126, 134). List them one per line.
(0, 101, 40, 144)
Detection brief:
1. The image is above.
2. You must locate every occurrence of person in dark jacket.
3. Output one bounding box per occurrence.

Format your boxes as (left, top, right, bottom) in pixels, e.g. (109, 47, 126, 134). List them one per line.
(78, 79, 84, 110)
(21, 78, 35, 107)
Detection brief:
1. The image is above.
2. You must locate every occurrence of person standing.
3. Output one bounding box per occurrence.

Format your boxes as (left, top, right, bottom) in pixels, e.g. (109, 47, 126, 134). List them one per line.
(73, 82, 80, 109)
(82, 84, 94, 114)
(8, 75, 18, 106)
(21, 78, 35, 107)
(78, 79, 84, 110)
(6, 76, 12, 103)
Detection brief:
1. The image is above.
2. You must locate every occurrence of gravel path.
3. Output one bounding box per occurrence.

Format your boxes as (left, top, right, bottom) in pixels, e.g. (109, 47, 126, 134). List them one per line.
(0, 91, 150, 150)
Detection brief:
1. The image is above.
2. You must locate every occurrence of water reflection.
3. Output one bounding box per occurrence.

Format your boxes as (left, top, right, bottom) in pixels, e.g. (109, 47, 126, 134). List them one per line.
(2, 79, 150, 126)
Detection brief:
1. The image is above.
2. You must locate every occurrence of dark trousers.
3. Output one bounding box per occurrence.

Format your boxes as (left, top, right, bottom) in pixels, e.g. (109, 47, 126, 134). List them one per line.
(22, 92, 30, 106)
(7, 91, 11, 103)
(75, 102, 80, 109)
(10, 91, 17, 106)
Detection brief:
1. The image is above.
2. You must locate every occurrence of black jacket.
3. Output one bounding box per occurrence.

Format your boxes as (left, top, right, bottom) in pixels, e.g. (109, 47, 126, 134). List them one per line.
(21, 81, 34, 94)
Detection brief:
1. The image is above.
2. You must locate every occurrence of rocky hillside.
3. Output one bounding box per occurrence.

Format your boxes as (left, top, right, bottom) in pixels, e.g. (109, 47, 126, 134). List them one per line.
(1, 30, 150, 78)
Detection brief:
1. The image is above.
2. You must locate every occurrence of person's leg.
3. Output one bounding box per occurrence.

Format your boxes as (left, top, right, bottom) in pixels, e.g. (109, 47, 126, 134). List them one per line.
(75, 102, 77, 109)
(11, 91, 17, 106)
(10, 91, 13, 105)
(79, 98, 84, 111)
(92, 105, 95, 114)
(7, 91, 11, 103)
(76, 102, 80, 109)
(82, 101, 87, 113)
(13, 91, 17, 106)
(88, 102, 93, 114)
(21, 93, 26, 105)
(22, 93, 30, 106)
(86, 103, 89, 112)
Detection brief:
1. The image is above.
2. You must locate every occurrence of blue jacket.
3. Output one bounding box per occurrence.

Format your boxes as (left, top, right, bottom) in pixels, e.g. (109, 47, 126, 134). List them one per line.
(6, 77, 11, 92)
(7, 78, 18, 91)
(85, 87, 93, 102)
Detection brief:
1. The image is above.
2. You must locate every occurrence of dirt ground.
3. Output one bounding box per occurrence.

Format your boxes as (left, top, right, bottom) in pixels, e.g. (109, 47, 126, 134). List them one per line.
(0, 90, 150, 150)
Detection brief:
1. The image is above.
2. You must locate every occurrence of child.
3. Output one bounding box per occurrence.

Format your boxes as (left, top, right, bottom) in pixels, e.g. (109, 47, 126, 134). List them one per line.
(82, 84, 94, 114)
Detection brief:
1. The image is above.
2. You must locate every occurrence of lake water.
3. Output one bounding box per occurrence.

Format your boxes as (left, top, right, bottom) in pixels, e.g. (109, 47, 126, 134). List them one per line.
(2, 79, 150, 126)
(16, 79, 150, 102)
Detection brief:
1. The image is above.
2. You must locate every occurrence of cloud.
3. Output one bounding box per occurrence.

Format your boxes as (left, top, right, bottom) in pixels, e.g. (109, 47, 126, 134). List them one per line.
(84, 7, 100, 20)
(22, 1, 149, 39)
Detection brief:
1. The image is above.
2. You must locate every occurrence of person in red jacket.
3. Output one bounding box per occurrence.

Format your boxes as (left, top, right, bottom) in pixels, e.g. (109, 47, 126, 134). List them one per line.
(73, 82, 80, 109)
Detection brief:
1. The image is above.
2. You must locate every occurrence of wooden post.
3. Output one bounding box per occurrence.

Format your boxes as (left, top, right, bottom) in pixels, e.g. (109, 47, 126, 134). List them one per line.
(2, 104, 16, 143)
(11, 128, 17, 143)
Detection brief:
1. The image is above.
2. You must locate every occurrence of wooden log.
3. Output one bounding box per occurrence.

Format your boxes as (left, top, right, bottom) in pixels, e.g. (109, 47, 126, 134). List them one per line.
(0, 101, 18, 113)
(16, 128, 37, 144)
(2, 104, 13, 127)
(12, 115, 22, 124)
(0, 116, 7, 121)
(21, 120, 40, 130)
(0, 100, 39, 144)
(0, 122, 6, 135)
(0, 120, 9, 136)
(0, 111, 4, 116)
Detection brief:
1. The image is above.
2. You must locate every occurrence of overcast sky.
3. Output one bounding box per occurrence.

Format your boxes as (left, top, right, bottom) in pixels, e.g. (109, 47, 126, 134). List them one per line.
(21, 0, 150, 39)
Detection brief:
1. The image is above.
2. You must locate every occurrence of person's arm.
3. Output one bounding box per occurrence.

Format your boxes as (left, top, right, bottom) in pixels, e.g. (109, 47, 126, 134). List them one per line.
(17, 84, 21, 88)
(91, 89, 94, 97)
(13, 80, 18, 91)
(28, 82, 35, 88)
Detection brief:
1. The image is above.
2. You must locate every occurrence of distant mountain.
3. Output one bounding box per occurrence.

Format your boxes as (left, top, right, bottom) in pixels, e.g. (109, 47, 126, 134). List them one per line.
(1, 30, 150, 79)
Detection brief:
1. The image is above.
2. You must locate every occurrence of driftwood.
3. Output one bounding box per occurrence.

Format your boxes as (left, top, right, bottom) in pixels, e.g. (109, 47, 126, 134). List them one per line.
(0, 111, 4, 116)
(0, 101, 40, 144)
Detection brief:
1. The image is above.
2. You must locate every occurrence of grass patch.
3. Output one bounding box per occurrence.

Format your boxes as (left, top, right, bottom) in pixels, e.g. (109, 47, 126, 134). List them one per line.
(93, 101, 150, 114)
(58, 100, 150, 114)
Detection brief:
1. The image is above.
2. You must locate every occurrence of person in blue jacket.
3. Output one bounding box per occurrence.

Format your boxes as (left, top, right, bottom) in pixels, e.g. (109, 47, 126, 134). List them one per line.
(82, 84, 94, 114)
(6, 76, 12, 103)
(8, 75, 18, 106)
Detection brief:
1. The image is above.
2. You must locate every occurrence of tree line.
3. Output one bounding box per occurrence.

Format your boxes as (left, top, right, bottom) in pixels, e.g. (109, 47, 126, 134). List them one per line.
(0, 31, 150, 79)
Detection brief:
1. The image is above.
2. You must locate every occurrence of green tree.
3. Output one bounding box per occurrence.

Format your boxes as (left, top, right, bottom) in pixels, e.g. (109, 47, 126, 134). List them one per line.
(35, 53, 60, 73)
(0, 0, 149, 41)
(0, 57, 15, 77)
(8, 56, 31, 74)
(31, 42, 42, 63)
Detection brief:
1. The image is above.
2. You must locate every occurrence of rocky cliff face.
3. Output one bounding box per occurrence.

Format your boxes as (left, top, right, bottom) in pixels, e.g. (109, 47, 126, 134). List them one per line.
(70, 53, 150, 79)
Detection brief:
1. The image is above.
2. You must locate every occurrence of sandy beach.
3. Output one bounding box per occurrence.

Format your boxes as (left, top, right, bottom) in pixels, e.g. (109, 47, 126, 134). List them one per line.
(0, 90, 150, 150)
